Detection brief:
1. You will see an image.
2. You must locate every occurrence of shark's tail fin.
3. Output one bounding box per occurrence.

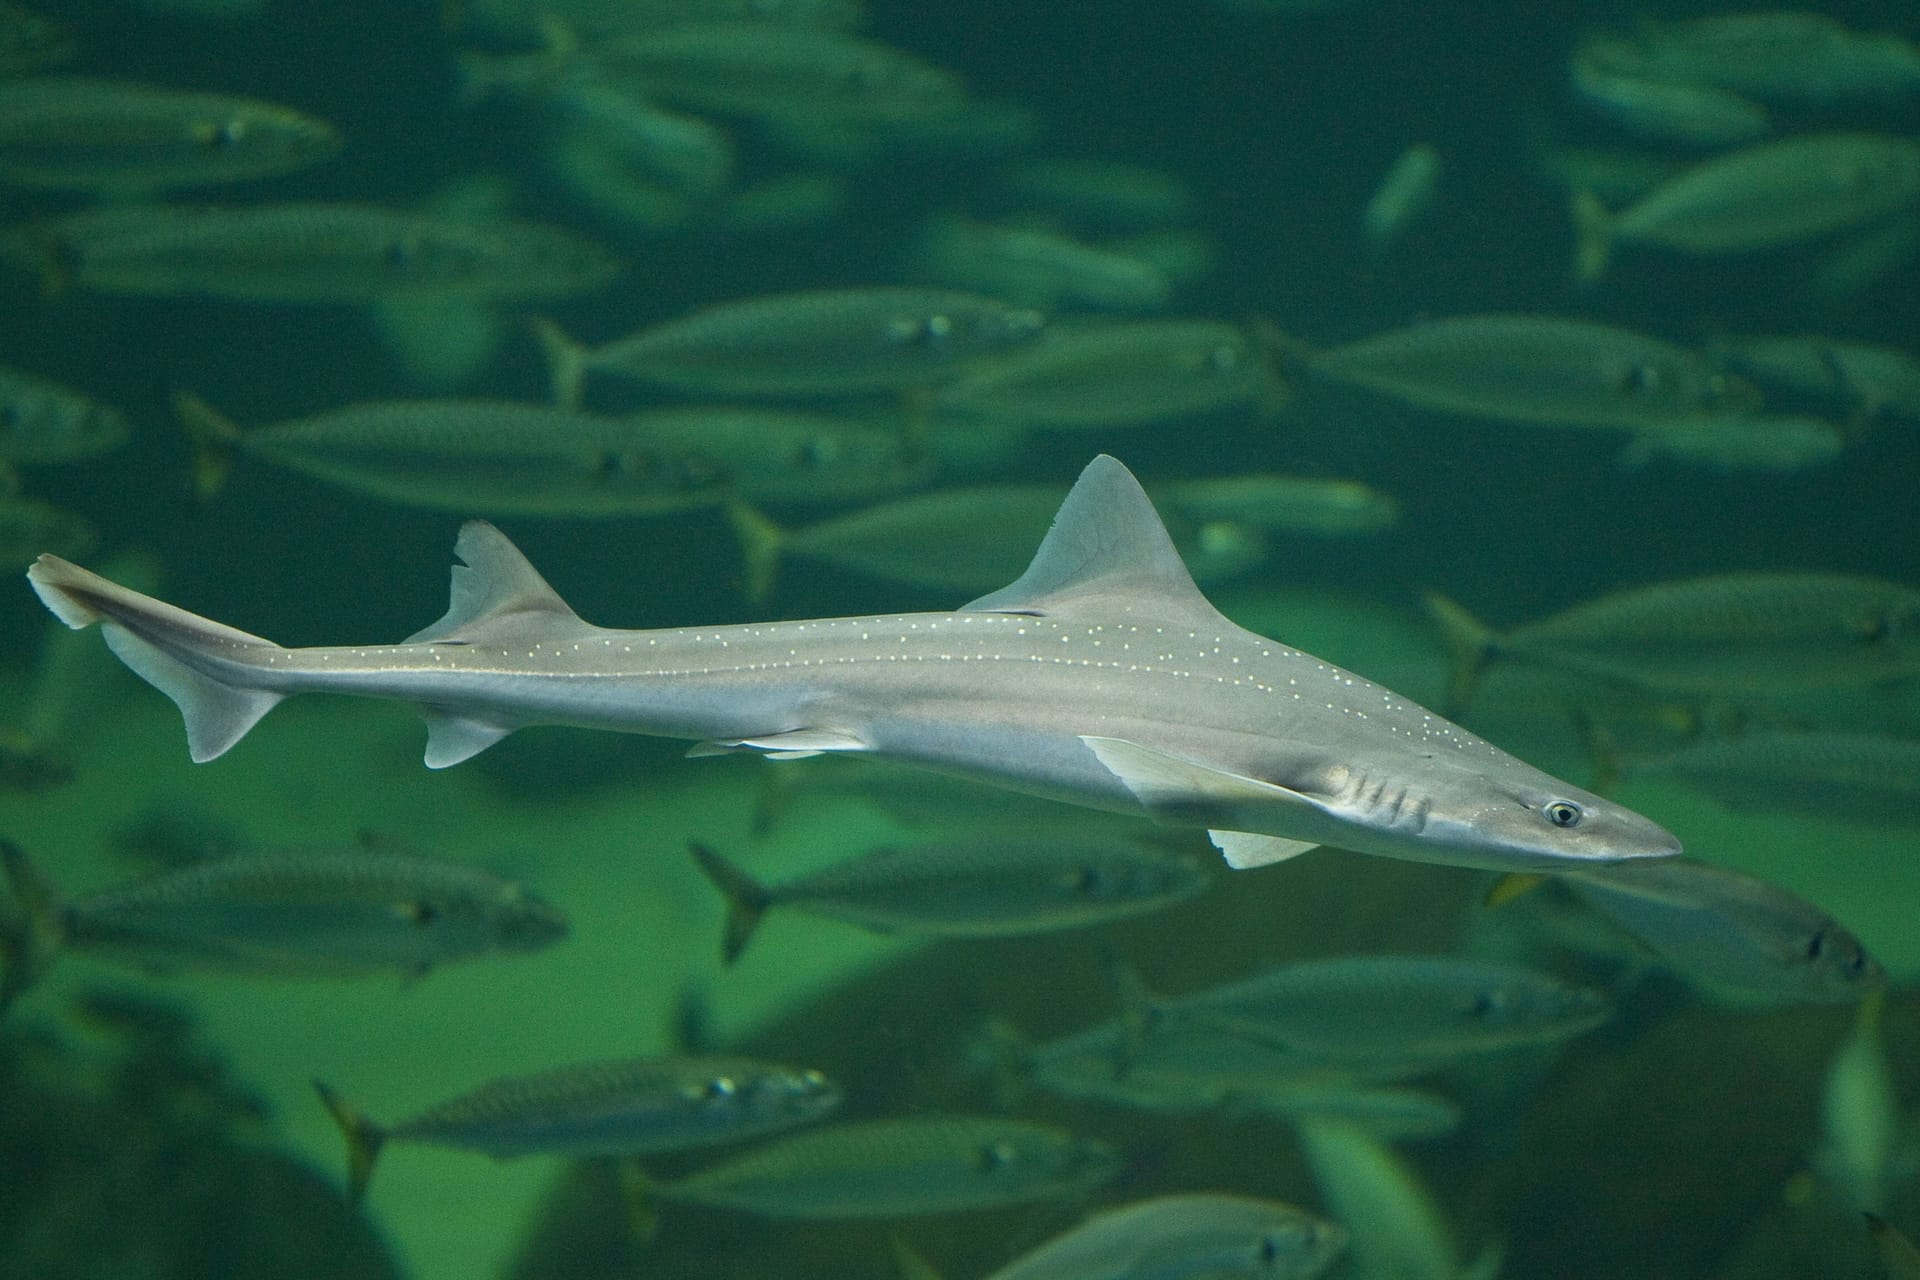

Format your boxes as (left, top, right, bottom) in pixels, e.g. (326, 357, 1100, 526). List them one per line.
(172, 390, 243, 503)
(313, 1079, 388, 1205)
(1571, 188, 1615, 285)
(0, 839, 68, 1016)
(1421, 590, 1499, 718)
(686, 842, 775, 967)
(27, 555, 287, 763)
(530, 316, 590, 410)
(725, 500, 786, 604)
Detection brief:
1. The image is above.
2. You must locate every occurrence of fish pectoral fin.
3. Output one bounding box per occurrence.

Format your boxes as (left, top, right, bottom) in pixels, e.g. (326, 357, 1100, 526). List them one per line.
(421, 711, 516, 768)
(1209, 830, 1318, 870)
(687, 728, 871, 761)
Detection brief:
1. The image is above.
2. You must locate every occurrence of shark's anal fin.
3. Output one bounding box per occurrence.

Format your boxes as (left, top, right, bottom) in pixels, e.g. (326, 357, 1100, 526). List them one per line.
(1080, 735, 1326, 869)
(962, 455, 1220, 625)
(687, 728, 870, 761)
(407, 521, 583, 645)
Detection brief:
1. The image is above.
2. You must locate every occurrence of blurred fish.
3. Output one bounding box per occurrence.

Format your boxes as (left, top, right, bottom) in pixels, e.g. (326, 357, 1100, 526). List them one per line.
(28, 456, 1680, 876)
(1301, 314, 1758, 430)
(1425, 573, 1920, 711)
(714, 170, 848, 232)
(1574, 134, 1920, 282)
(1618, 413, 1845, 472)
(725, 481, 1267, 600)
(1109, 227, 1218, 291)
(687, 835, 1210, 964)
(1361, 143, 1442, 253)
(0, 3, 71, 73)
(1811, 213, 1920, 299)
(534, 287, 1045, 407)
(0, 839, 568, 1010)
(1613, 729, 1920, 824)
(1147, 954, 1610, 1063)
(1152, 474, 1399, 537)
(997, 158, 1195, 232)
(975, 1193, 1346, 1280)
(313, 1055, 841, 1202)
(611, 404, 927, 506)
(1710, 334, 1920, 425)
(1296, 1115, 1496, 1280)
(475, 0, 862, 37)
(0, 493, 93, 570)
(460, 54, 736, 200)
(1508, 857, 1882, 1005)
(1813, 993, 1902, 1215)
(590, 23, 965, 124)
(935, 319, 1279, 428)
(6, 202, 619, 302)
(1533, 143, 1691, 207)
(0, 76, 340, 191)
(916, 215, 1173, 311)
(1596, 12, 1920, 106)
(175, 392, 734, 517)
(1569, 40, 1772, 150)
(0, 364, 129, 464)
(640, 1114, 1119, 1218)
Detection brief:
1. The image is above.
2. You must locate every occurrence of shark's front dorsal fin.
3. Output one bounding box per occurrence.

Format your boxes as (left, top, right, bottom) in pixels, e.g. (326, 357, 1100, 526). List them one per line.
(407, 521, 582, 644)
(962, 455, 1220, 623)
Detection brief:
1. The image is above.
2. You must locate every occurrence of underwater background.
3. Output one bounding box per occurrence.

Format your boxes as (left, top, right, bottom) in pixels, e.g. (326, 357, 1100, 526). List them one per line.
(3, 0, 1919, 1277)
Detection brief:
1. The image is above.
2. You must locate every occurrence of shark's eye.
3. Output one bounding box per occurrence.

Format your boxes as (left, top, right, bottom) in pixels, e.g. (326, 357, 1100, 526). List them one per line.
(1544, 800, 1583, 828)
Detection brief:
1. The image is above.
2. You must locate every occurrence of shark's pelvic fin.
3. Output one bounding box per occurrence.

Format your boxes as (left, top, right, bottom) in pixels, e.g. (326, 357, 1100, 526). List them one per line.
(962, 454, 1220, 625)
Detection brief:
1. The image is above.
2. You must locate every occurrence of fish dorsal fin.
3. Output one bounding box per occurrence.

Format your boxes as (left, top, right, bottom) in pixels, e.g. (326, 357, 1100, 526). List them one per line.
(407, 521, 581, 644)
(962, 455, 1220, 623)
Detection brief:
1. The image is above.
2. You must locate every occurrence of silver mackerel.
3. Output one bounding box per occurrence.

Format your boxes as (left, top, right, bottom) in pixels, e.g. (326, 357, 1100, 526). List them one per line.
(24, 455, 1680, 875)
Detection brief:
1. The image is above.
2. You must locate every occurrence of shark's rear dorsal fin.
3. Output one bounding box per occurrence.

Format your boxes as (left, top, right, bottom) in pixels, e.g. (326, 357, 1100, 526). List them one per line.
(962, 455, 1219, 622)
(407, 521, 581, 644)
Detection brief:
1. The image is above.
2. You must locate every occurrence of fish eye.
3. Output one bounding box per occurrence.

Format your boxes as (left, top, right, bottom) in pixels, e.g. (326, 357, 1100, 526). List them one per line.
(1806, 928, 1828, 961)
(702, 1076, 737, 1101)
(201, 119, 245, 150)
(1543, 800, 1584, 828)
(404, 899, 440, 926)
(1469, 991, 1503, 1018)
(977, 1141, 1017, 1173)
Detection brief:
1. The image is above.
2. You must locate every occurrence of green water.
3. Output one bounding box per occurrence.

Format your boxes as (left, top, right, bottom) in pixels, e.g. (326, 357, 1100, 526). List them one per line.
(3, 2, 1918, 1278)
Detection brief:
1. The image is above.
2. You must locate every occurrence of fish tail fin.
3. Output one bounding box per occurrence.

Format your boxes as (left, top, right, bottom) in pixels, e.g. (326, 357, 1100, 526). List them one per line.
(1571, 708, 1623, 793)
(724, 500, 785, 604)
(0, 839, 67, 1016)
(1104, 955, 1166, 1080)
(1571, 188, 1614, 284)
(529, 316, 589, 410)
(615, 1159, 661, 1244)
(27, 555, 287, 762)
(1485, 871, 1548, 909)
(967, 1016, 1033, 1111)
(313, 1079, 387, 1204)
(890, 1234, 946, 1280)
(686, 842, 773, 966)
(1421, 590, 1496, 718)
(751, 762, 796, 837)
(171, 390, 242, 503)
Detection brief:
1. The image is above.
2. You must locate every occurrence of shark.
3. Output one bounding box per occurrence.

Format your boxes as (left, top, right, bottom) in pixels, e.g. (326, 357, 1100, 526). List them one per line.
(25, 455, 1680, 874)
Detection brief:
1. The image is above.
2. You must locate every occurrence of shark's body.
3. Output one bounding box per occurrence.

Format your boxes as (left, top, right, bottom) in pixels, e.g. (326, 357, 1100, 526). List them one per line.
(26, 456, 1680, 874)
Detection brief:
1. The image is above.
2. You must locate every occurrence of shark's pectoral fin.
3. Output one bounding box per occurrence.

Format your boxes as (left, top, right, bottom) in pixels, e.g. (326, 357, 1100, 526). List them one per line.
(687, 728, 871, 761)
(422, 711, 515, 768)
(1208, 830, 1319, 869)
(1080, 735, 1331, 869)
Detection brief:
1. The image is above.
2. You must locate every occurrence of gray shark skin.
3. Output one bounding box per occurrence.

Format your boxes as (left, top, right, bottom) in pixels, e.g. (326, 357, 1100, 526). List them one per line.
(25, 456, 1680, 874)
